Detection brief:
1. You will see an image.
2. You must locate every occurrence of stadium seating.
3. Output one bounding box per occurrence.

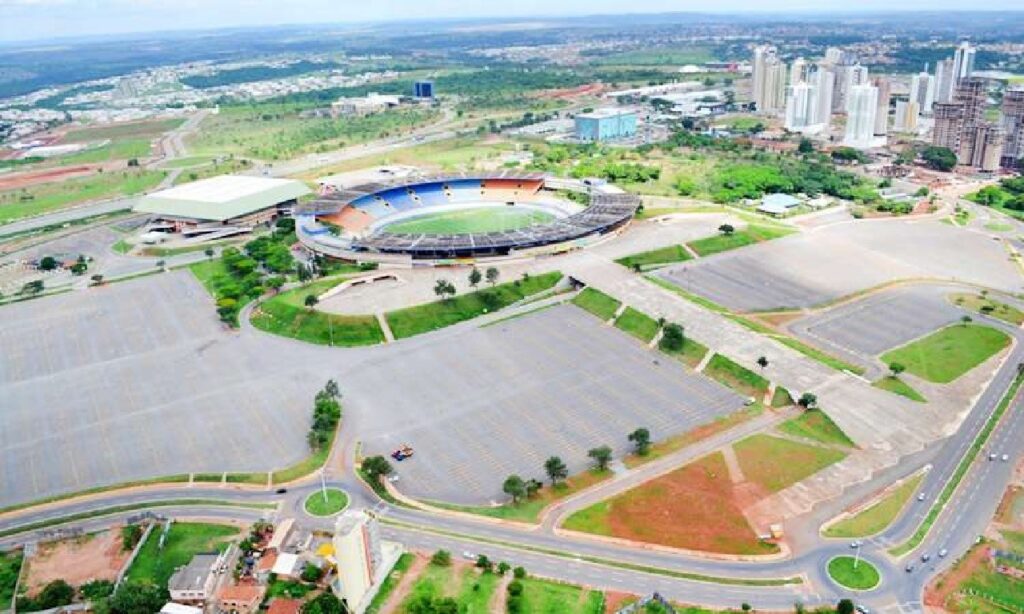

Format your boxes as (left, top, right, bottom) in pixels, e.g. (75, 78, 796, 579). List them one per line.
(351, 194, 392, 219)
(377, 187, 419, 212)
(320, 206, 375, 234)
(481, 178, 543, 202)
(445, 179, 483, 203)
(415, 182, 448, 207)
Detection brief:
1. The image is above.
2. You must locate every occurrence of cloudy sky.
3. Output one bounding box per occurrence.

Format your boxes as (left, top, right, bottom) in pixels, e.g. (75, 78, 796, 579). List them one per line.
(0, 0, 1020, 43)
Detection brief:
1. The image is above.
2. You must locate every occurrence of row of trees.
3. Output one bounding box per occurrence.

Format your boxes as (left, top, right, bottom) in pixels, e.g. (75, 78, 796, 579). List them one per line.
(16, 578, 162, 614)
(432, 267, 502, 301)
(309, 379, 342, 451)
(211, 218, 295, 324)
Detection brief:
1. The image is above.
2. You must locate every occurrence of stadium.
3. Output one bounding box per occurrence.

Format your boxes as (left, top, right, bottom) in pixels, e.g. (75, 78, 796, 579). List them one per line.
(295, 171, 640, 264)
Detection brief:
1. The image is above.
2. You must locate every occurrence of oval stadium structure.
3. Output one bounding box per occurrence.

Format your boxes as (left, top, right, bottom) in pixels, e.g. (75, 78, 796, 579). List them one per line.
(295, 172, 639, 264)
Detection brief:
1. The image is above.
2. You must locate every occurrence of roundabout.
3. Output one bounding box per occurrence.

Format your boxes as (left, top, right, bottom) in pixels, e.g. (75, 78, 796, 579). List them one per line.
(303, 487, 349, 517)
(827, 555, 882, 591)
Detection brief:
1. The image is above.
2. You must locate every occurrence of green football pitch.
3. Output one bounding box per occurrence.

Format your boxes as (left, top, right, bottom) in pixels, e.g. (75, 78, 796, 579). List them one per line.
(383, 206, 555, 235)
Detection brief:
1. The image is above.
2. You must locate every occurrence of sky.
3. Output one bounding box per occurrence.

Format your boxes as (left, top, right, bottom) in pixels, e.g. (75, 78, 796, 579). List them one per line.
(0, 0, 1021, 43)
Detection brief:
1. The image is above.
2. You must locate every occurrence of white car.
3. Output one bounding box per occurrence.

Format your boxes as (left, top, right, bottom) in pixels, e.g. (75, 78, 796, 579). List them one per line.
(939, 548, 948, 558)
(918, 492, 926, 501)
(462, 551, 476, 561)
(1002, 454, 1010, 462)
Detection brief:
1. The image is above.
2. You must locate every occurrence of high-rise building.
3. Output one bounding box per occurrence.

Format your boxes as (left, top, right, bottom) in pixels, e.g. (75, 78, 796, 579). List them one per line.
(843, 84, 879, 148)
(752, 45, 787, 114)
(935, 58, 956, 104)
(789, 57, 808, 86)
(824, 47, 843, 65)
(932, 77, 1002, 170)
(999, 88, 1024, 169)
(332, 510, 383, 612)
(953, 41, 976, 84)
(574, 108, 637, 142)
(894, 99, 919, 132)
(874, 78, 891, 136)
(932, 102, 964, 151)
(910, 71, 936, 116)
(810, 66, 835, 125)
(785, 81, 821, 133)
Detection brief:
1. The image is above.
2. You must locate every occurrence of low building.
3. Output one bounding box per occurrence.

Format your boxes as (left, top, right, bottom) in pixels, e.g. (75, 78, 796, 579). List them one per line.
(167, 554, 219, 606)
(160, 604, 203, 614)
(217, 584, 266, 614)
(574, 108, 637, 142)
(756, 193, 801, 216)
(413, 80, 434, 99)
(272, 552, 302, 580)
(331, 93, 401, 116)
(267, 598, 304, 614)
(134, 175, 310, 235)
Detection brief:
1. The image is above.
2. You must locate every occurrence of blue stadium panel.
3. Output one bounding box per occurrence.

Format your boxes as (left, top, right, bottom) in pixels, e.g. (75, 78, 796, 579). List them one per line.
(415, 183, 448, 207)
(378, 188, 418, 212)
(447, 179, 483, 203)
(351, 195, 392, 219)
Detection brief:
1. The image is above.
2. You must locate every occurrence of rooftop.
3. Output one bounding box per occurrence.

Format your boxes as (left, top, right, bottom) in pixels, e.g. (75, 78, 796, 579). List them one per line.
(161, 604, 203, 614)
(135, 175, 310, 222)
(168, 553, 218, 593)
(218, 584, 266, 603)
(272, 552, 300, 576)
(577, 107, 636, 120)
(267, 598, 303, 614)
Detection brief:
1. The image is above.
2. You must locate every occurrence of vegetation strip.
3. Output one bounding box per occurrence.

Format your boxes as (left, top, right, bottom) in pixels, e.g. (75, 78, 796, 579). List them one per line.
(824, 473, 925, 539)
(889, 373, 1024, 556)
(379, 519, 802, 587)
(0, 499, 275, 538)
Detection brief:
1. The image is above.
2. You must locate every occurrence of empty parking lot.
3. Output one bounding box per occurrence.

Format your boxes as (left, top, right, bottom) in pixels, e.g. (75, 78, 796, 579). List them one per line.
(350, 304, 745, 505)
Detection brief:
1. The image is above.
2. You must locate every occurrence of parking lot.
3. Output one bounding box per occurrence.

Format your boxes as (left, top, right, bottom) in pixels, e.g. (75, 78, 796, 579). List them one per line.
(0, 272, 323, 506)
(788, 284, 967, 358)
(656, 220, 1022, 312)
(350, 304, 745, 505)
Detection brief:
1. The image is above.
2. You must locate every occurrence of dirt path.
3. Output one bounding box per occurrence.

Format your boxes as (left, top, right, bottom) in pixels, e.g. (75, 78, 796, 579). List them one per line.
(379, 553, 429, 614)
(721, 445, 746, 484)
(489, 572, 513, 613)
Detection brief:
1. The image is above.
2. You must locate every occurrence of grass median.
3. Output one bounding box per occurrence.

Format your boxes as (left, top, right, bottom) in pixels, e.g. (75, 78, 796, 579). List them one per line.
(824, 473, 924, 539)
(571, 286, 621, 320)
(881, 324, 1010, 384)
(827, 556, 880, 590)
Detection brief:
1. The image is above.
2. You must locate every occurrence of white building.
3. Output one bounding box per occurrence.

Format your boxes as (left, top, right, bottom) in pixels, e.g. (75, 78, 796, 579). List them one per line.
(752, 45, 787, 114)
(910, 71, 936, 116)
(953, 41, 976, 84)
(894, 100, 919, 132)
(874, 78, 891, 136)
(784, 81, 822, 134)
(935, 58, 956, 104)
(843, 84, 880, 148)
(810, 67, 835, 125)
(843, 64, 870, 112)
(330, 510, 402, 614)
(789, 57, 808, 86)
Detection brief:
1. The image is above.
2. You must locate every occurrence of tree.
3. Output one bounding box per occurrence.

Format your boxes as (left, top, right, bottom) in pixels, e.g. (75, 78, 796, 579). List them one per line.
(324, 378, 341, 399)
(588, 445, 613, 471)
(430, 549, 452, 566)
(475, 554, 493, 572)
(38, 255, 58, 271)
(29, 579, 75, 610)
(921, 146, 957, 172)
(301, 592, 346, 614)
(79, 579, 115, 601)
(20, 279, 44, 295)
(468, 268, 482, 289)
(204, 247, 215, 259)
(797, 392, 818, 410)
(525, 478, 542, 498)
(757, 356, 769, 370)
(497, 561, 511, 575)
(266, 275, 286, 293)
(741, 604, 753, 612)
(961, 314, 973, 326)
(485, 267, 500, 287)
(718, 223, 735, 236)
(304, 294, 319, 310)
(628, 427, 652, 456)
(543, 456, 568, 486)
(888, 362, 905, 378)
(301, 563, 323, 582)
(104, 581, 167, 614)
(155, 260, 166, 270)
(797, 138, 814, 154)
(362, 455, 393, 484)
(503, 474, 527, 503)
(836, 599, 855, 614)
(659, 323, 685, 352)
(513, 566, 527, 579)
(433, 279, 456, 301)
(121, 524, 143, 550)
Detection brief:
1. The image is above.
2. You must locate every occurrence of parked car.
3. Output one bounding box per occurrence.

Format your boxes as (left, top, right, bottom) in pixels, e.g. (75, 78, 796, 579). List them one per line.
(391, 444, 415, 461)
(849, 541, 863, 549)
(939, 549, 948, 558)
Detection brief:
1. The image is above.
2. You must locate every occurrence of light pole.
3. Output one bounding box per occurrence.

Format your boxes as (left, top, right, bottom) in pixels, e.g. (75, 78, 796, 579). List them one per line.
(320, 467, 328, 503)
(853, 542, 861, 570)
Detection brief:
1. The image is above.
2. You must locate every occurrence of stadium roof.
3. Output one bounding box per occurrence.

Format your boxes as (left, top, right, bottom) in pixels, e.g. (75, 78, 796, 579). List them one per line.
(135, 175, 310, 222)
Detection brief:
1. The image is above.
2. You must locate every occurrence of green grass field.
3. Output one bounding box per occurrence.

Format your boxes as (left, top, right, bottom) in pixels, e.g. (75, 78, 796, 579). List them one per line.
(366, 553, 415, 614)
(950, 292, 1024, 326)
(827, 556, 880, 590)
(770, 386, 794, 408)
(0, 550, 22, 607)
(873, 376, 927, 402)
(824, 474, 924, 538)
(614, 307, 660, 343)
(162, 156, 220, 169)
(0, 170, 165, 224)
(125, 522, 238, 588)
(778, 411, 854, 447)
(615, 244, 692, 271)
(62, 118, 184, 143)
(734, 434, 847, 494)
(881, 324, 1010, 383)
(687, 225, 795, 257)
(571, 287, 622, 321)
(398, 562, 500, 614)
(386, 272, 562, 339)
(251, 300, 385, 347)
(58, 139, 152, 164)
(661, 336, 710, 369)
(703, 354, 770, 397)
(518, 577, 604, 614)
(384, 207, 555, 235)
(304, 488, 349, 516)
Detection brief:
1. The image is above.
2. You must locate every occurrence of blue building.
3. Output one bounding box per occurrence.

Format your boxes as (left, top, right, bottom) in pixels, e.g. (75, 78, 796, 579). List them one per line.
(574, 108, 638, 142)
(413, 81, 434, 99)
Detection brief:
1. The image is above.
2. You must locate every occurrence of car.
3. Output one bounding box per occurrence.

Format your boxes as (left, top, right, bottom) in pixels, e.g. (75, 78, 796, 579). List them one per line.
(905, 563, 915, 573)
(921, 553, 931, 562)
(391, 444, 415, 461)
(275, 487, 288, 494)
(939, 548, 948, 558)
(856, 605, 871, 614)
(849, 541, 863, 549)
(989, 453, 997, 461)
(918, 492, 926, 501)
(1002, 454, 1010, 462)
(462, 551, 476, 561)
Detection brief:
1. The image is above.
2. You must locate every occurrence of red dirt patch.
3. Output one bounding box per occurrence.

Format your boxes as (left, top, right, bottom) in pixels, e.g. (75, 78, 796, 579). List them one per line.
(925, 544, 988, 608)
(0, 165, 96, 191)
(600, 452, 777, 555)
(379, 552, 429, 614)
(24, 529, 131, 595)
(603, 591, 637, 613)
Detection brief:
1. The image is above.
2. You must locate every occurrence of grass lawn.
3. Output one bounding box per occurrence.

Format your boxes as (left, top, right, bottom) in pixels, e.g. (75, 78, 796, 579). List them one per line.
(614, 307, 660, 343)
(686, 225, 795, 257)
(703, 354, 770, 398)
(455, 567, 501, 614)
(386, 272, 562, 339)
(251, 296, 385, 347)
(563, 452, 779, 555)
(429, 469, 610, 523)
(624, 404, 763, 469)
(824, 473, 924, 538)
(778, 411, 854, 448)
(0, 170, 166, 224)
(950, 292, 1024, 326)
(111, 239, 133, 254)
(518, 576, 604, 614)
(771, 386, 794, 408)
(266, 578, 314, 599)
(384, 207, 554, 234)
(365, 553, 414, 614)
(172, 158, 255, 185)
(162, 155, 220, 169)
(188, 259, 228, 296)
(880, 324, 1010, 384)
(734, 434, 847, 494)
(827, 556, 880, 590)
(873, 376, 927, 403)
(660, 337, 710, 369)
(125, 522, 238, 588)
(63, 118, 184, 142)
(59, 139, 152, 164)
(615, 244, 692, 271)
(0, 550, 23, 606)
(571, 287, 621, 321)
(304, 488, 349, 516)
(399, 562, 462, 608)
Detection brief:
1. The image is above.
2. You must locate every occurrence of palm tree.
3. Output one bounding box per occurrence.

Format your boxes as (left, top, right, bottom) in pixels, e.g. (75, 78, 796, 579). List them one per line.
(543, 456, 568, 486)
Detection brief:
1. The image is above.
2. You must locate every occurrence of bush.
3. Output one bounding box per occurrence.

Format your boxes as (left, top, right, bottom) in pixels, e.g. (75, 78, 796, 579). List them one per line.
(121, 524, 143, 550)
(80, 579, 115, 601)
(430, 549, 452, 567)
